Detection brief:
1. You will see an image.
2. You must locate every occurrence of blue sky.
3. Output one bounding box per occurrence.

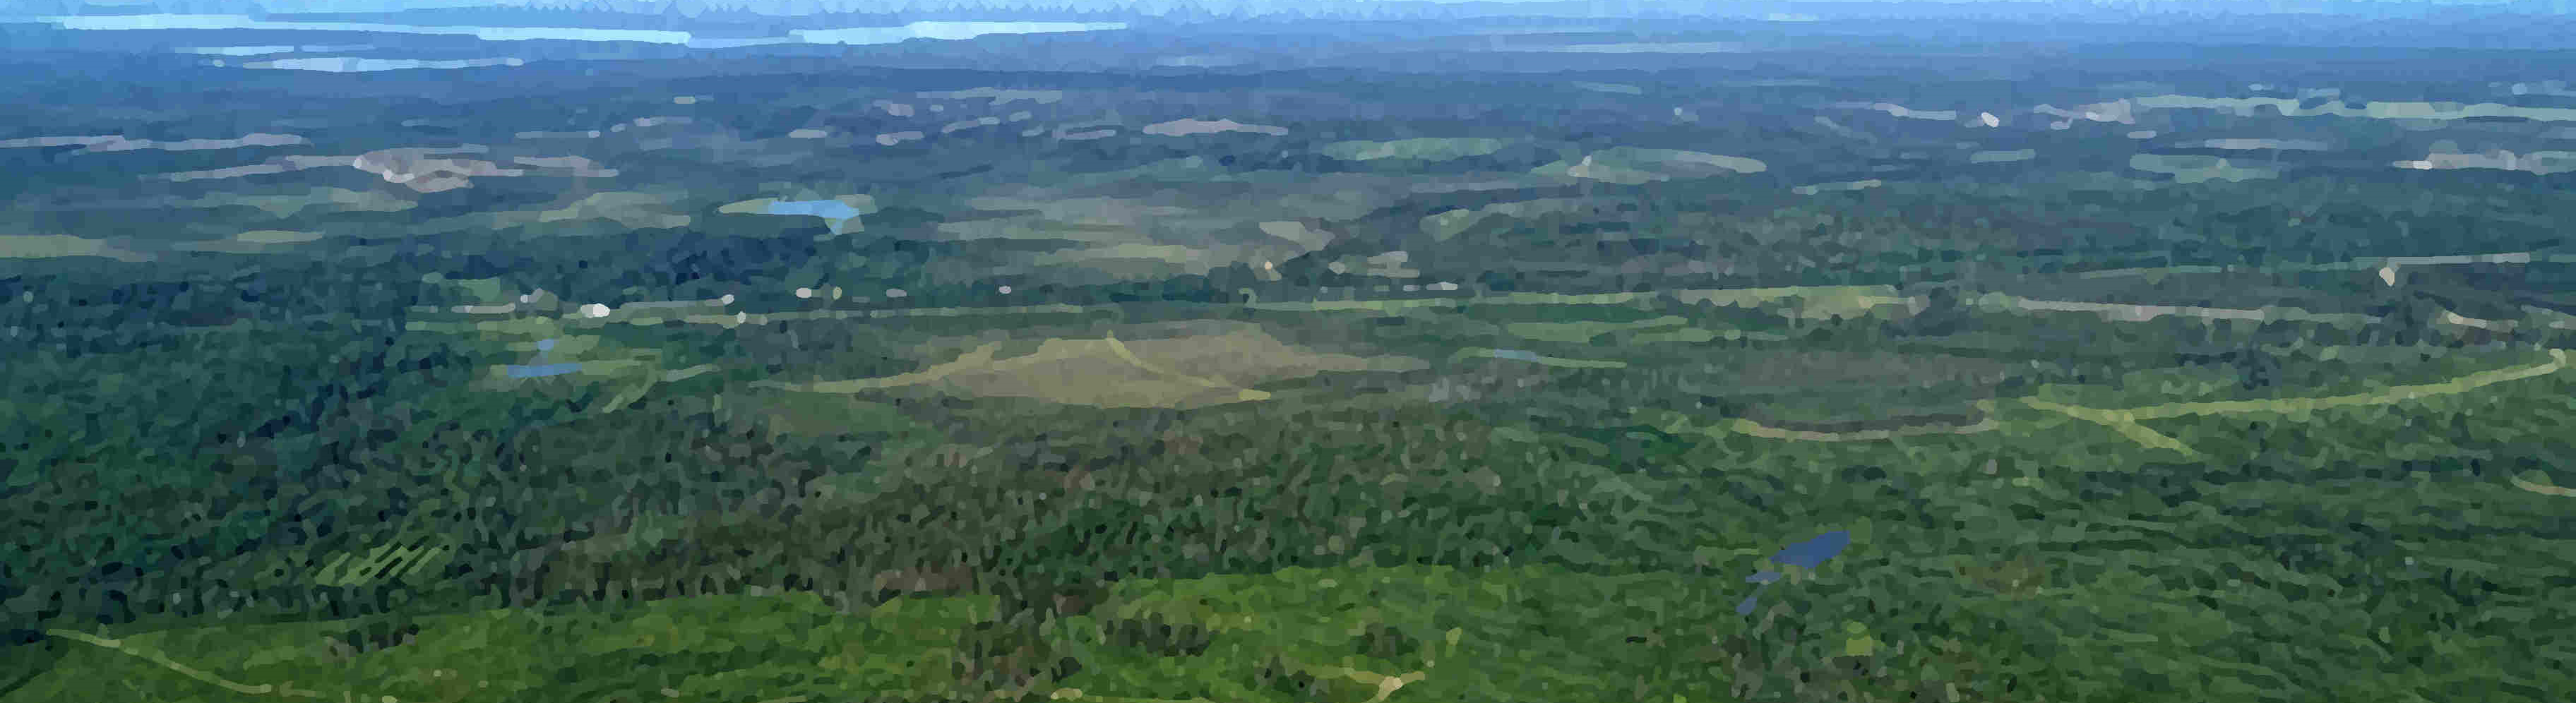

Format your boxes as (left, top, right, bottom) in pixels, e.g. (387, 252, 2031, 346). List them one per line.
(18, 0, 2572, 17)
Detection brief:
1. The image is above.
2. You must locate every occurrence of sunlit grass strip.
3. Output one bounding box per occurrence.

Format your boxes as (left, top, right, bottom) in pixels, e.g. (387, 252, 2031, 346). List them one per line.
(2072, 251, 2560, 279)
(775, 342, 1002, 392)
(2512, 476, 2576, 498)
(312, 536, 451, 588)
(1325, 666, 1426, 703)
(1503, 316, 1688, 343)
(45, 630, 339, 699)
(1256, 285, 1900, 313)
(1257, 291, 1650, 312)
(661, 363, 720, 383)
(1722, 416, 2001, 443)
(1640, 407, 2000, 443)
(1662, 351, 2569, 450)
(2106, 350, 2565, 420)
(1628, 328, 1791, 344)
(2020, 399, 2202, 457)
(1976, 294, 2382, 325)
(1045, 666, 1421, 703)
(1100, 335, 1272, 402)
(594, 371, 662, 416)
(2025, 350, 2569, 454)
(1453, 347, 1629, 369)
(1047, 693, 1225, 703)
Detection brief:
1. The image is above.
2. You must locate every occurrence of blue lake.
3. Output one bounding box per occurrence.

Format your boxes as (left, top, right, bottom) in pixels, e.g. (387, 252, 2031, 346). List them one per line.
(1739, 530, 1853, 614)
(765, 200, 866, 221)
(506, 362, 581, 378)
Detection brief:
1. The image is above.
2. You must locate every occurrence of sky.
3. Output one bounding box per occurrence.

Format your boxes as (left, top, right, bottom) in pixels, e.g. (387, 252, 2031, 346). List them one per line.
(12, 0, 2572, 18)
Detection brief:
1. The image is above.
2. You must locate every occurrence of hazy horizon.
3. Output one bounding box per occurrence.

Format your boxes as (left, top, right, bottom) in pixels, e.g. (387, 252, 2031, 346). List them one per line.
(16, 0, 2576, 18)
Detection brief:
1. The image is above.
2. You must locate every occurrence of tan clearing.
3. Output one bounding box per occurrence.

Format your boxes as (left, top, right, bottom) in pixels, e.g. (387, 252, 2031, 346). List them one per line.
(2512, 477, 2576, 498)
(767, 328, 1421, 409)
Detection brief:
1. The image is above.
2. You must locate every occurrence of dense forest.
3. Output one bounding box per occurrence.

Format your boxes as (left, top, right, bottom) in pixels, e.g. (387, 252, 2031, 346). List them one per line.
(9, 6, 2576, 702)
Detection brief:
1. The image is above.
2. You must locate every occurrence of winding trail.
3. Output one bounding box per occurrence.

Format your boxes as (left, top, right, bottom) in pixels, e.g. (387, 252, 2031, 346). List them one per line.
(2053, 350, 2566, 421)
(45, 630, 347, 701)
(1667, 351, 2570, 455)
(2025, 350, 2568, 454)
(42, 627, 822, 703)
(2512, 476, 2576, 498)
(2019, 399, 2202, 457)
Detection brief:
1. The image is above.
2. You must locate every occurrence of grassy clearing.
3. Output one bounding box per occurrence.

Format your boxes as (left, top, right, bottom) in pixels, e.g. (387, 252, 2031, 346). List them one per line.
(763, 327, 1424, 409)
